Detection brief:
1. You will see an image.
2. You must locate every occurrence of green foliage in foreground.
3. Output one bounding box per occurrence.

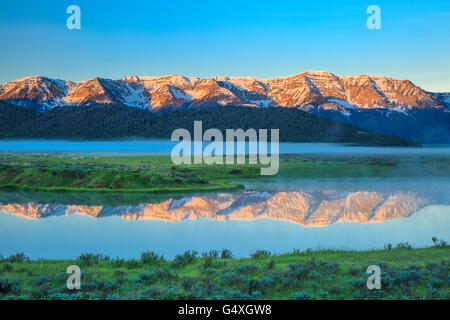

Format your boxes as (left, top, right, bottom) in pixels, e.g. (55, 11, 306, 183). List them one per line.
(0, 244, 448, 300)
(0, 154, 449, 195)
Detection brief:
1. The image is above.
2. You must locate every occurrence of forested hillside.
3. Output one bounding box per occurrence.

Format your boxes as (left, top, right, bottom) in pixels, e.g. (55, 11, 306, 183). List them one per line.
(0, 102, 418, 146)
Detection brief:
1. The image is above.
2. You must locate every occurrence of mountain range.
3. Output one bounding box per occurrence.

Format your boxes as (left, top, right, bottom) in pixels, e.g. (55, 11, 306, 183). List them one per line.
(1, 71, 449, 142)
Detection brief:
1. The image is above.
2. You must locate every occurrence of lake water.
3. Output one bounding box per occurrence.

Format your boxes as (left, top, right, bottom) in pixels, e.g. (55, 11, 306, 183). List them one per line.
(0, 140, 449, 259)
(0, 139, 449, 156)
(0, 180, 449, 259)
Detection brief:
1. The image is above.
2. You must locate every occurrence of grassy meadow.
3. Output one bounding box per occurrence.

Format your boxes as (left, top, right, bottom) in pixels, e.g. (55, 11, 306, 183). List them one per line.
(0, 243, 448, 300)
(0, 154, 449, 194)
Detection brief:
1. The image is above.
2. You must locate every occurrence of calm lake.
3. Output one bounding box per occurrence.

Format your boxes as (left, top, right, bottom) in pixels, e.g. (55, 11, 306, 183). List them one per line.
(0, 140, 449, 259)
(0, 139, 449, 156)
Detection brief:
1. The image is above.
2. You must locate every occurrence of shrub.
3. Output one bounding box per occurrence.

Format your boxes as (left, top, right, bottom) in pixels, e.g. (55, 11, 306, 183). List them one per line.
(112, 258, 125, 268)
(291, 292, 315, 300)
(266, 260, 276, 270)
(220, 249, 233, 259)
(432, 237, 448, 248)
(250, 250, 272, 259)
(396, 241, 413, 249)
(76, 253, 110, 266)
(1, 263, 13, 272)
(33, 275, 52, 286)
(140, 251, 164, 264)
(202, 250, 219, 259)
(154, 267, 177, 281)
(181, 277, 195, 291)
(285, 263, 312, 280)
(139, 287, 161, 300)
(0, 278, 21, 295)
(30, 284, 52, 299)
(7, 253, 29, 263)
(237, 264, 259, 275)
(200, 257, 219, 270)
(136, 272, 157, 285)
(172, 250, 198, 268)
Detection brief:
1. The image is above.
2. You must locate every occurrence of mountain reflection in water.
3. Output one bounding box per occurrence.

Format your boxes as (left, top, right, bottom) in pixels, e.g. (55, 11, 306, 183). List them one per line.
(0, 190, 435, 227)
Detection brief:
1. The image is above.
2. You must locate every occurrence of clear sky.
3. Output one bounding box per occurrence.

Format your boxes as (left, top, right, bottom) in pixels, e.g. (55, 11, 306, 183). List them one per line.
(0, 0, 449, 91)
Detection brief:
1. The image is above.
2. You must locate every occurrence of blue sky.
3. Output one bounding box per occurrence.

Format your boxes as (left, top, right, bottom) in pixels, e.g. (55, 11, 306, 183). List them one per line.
(0, 0, 449, 91)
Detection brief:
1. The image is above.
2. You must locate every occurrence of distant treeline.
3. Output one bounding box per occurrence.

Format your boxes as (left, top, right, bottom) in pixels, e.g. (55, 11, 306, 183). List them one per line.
(0, 102, 417, 146)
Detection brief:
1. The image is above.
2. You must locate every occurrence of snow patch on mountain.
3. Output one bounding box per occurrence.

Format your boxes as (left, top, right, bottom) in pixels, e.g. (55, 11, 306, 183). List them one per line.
(169, 86, 193, 102)
(328, 98, 359, 110)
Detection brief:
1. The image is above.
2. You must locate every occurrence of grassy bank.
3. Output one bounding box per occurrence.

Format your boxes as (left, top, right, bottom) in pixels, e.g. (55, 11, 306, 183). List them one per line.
(0, 154, 449, 194)
(0, 243, 448, 300)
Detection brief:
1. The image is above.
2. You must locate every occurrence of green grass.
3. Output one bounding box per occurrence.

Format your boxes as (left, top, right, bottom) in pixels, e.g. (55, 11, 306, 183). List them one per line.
(1, 246, 448, 300)
(0, 154, 449, 194)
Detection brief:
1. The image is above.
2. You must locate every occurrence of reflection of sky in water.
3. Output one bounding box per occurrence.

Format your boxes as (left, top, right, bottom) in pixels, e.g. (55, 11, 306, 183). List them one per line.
(0, 205, 449, 259)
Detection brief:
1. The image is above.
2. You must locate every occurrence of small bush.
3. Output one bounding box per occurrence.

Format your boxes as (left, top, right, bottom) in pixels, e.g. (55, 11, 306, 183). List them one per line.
(33, 275, 52, 286)
(1, 263, 13, 272)
(291, 292, 315, 300)
(250, 250, 272, 259)
(172, 250, 198, 269)
(181, 277, 195, 291)
(200, 257, 219, 270)
(154, 267, 177, 281)
(0, 278, 21, 295)
(266, 260, 276, 270)
(396, 242, 413, 249)
(7, 253, 29, 263)
(202, 250, 219, 259)
(140, 251, 164, 264)
(77, 253, 110, 266)
(136, 272, 157, 285)
(220, 249, 233, 259)
(237, 264, 259, 275)
(432, 237, 448, 248)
